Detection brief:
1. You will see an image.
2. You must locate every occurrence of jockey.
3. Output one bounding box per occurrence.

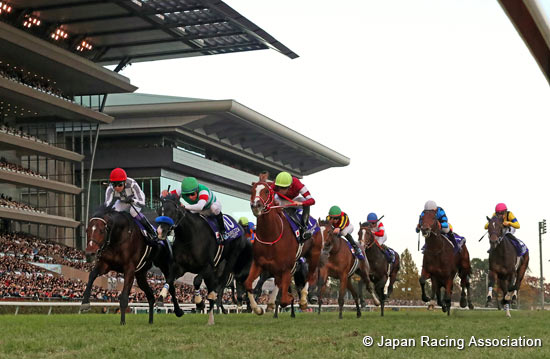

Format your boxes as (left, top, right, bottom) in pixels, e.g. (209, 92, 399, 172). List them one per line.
(239, 216, 256, 242)
(485, 203, 523, 253)
(270, 171, 316, 241)
(416, 200, 459, 250)
(326, 206, 364, 258)
(104, 168, 157, 243)
(179, 177, 228, 243)
(366, 212, 393, 262)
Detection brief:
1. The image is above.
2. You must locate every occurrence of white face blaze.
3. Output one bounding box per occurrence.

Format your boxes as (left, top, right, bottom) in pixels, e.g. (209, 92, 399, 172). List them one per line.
(360, 228, 366, 243)
(254, 183, 266, 206)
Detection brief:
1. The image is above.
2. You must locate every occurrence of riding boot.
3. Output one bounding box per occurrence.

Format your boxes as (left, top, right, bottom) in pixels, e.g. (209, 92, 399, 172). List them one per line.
(300, 206, 312, 241)
(215, 213, 228, 244)
(381, 244, 394, 263)
(138, 215, 158, 245)
(345, 234, 364, 258)
(446, 230, 459, 253)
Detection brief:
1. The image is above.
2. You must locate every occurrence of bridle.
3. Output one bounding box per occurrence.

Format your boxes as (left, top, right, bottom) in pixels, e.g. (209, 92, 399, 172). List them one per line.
(160, 196, 186, 231)
(488, 216, 505, 247)
(88, 216, 112, 257)
(252, 182, 276, 214)
(359, 226, 375, 249)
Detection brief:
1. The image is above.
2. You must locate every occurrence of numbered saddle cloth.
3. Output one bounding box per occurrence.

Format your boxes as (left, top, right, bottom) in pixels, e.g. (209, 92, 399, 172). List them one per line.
(202, 214, 244, 242)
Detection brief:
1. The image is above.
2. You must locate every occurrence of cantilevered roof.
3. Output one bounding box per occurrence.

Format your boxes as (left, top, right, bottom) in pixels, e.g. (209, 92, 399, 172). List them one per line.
(100, 93, 350, 177)
(498, 0, 550, 85)
(4, 0, 298, 66)
(0, 21, 136, 95)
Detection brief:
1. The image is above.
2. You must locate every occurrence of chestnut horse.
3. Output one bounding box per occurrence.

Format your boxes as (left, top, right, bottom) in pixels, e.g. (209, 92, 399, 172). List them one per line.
(486, 215, 529, 317)
(81, 205, 182, 325)
(357, 223, 400, 316)
(418, 210, 473, 315)
(316, 222, 377, 319)
(244, 181, 322, 315)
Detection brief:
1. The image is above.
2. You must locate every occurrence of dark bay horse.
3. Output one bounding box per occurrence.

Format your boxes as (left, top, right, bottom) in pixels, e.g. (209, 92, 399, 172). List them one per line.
(486, 215, 529, 317)
(316, 223, 376, 319)
(418, 210, 473, 315)
(357, 223, 399, 316)
(245, 181, 323, 315)
(156, 194, 249, 325)
(81, 205, 182, 325)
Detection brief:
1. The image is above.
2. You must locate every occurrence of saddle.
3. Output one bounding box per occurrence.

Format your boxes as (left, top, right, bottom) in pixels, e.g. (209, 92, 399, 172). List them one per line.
(343, 238, 365, 260)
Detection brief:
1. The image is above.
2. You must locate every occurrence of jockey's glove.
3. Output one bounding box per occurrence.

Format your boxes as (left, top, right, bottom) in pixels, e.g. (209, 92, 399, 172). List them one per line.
(503, 221, 512, 227)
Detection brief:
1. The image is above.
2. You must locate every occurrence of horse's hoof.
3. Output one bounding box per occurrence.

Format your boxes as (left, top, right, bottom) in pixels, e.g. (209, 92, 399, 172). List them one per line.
(120, 321, 126, 326)
(422, 295, 431, 302)
(357, 311, 362, 318)
(222, 309, 228, 315)
(254, 307, 264, 316)
(80, 303, 91, 312)
(442, 306, 447, 313)
(175, 308, 184, 317)
(468, 303, 474, 310)
(460, 297, 467, 308)
(299, 302, 308, 310)
(194, 295, 202, 304)
(266, 303, 275, 312)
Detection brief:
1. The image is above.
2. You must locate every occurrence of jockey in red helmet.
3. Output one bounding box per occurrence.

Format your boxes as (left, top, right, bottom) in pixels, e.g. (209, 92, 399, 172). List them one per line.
(105, 168, 157, 243)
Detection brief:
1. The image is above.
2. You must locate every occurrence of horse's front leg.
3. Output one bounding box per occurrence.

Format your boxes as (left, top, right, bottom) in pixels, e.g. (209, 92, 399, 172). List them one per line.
(303, 237, 322, 308)
(337, 275, 347, 319)
(486, 270, 496, 307)
(511, 253, 529, 302)
(346, 277, 361, 318)
(245, 261, 264, 315)
(80, 262, 108, 312)
(120, 269, 136, 325)
(135, 270, 155, 324)
(419, 268, 431, 302)
(443, 277, 453, 315)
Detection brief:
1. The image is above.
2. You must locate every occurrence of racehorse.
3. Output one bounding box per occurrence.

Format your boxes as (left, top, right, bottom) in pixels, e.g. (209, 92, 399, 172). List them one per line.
(245, 181, 323, 315)
(155, 194, 249, 325)
(81, 205, 182, 325)
(486, 215, 529, 317)
(315, 222, 376, 319)
(418, 210, 473, 315)
(357, 223, 400, 316)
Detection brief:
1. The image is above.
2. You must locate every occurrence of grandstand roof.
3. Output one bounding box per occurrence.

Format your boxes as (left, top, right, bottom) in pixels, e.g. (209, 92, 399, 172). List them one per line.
(100, 93, 350, 177)
(498, 0, 550, 85)
(0, 21, 136, 96)
(5, 0, 298, 66)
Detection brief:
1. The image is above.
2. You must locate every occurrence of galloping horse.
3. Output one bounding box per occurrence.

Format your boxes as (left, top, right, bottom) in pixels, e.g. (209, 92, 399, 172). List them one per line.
(486, 215, 529, 317)
(156, 194, 249, 325)
(81, 205, 182, 325)
(418, 210, 473, 315)
(357, 223, 399, 316)
(316, 222, 376, 319)
(245, 181, 323, 315)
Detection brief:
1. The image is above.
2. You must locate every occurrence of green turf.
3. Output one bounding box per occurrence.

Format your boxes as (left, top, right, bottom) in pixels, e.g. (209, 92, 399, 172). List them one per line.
(1, 310, 548, 359)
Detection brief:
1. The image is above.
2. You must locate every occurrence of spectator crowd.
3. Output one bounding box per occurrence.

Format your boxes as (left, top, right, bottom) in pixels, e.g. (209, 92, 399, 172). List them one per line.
(0, 157, 46, 179)
(0, 194, 45, 214)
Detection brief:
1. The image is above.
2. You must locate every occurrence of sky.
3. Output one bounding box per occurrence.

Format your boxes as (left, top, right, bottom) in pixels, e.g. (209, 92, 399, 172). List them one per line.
(117, 0, 550, 279)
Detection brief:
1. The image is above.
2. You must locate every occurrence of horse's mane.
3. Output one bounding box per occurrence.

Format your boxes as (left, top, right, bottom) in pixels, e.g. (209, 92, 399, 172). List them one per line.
(163, 193, 180, 203)
(92, 204, 117, 218)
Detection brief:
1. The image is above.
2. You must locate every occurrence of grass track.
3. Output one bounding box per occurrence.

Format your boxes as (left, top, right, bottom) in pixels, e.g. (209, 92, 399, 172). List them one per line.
(1, 310, 548, 359)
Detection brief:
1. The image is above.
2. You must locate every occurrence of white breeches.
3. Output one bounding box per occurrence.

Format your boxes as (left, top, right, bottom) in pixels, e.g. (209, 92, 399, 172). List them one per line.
(113, 200, 140, 217)
(376, 233, 387, 245)
(198, 200, 222, 217)
(341, 223, 354, 237)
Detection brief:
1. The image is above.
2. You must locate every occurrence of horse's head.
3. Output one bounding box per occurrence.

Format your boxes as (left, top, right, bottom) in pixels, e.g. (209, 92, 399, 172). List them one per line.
(419, 210, 440, 238)
(86, 216, 109, 256)
(250, 181, 274, 217)
(487, 215, 504, 250)
(156, 193, 183, 240)
(320, 223, 337, 254)
(86, 205, 117, 257)
(358, 222, 376, 248)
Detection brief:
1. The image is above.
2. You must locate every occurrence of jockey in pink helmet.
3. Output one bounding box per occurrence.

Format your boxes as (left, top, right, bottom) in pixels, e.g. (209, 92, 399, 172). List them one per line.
(484, 203, 521, 252)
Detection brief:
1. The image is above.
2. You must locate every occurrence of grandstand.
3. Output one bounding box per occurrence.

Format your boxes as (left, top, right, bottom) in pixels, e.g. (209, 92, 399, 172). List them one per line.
(0, 0, 317, 304)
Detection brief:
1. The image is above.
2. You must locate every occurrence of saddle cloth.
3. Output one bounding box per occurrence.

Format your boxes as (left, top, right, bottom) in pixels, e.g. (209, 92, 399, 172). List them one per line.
(282, 209, 320, 241)
(343, 239, 366, 260)
(505, 234, 528, 256)
(202, 214, 244, 242)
